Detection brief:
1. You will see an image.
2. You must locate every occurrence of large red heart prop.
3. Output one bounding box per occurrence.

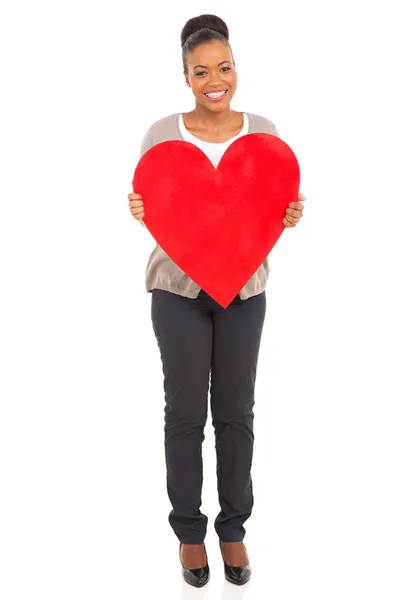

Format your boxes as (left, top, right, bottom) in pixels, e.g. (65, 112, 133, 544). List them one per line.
(133, 133, 300, 308)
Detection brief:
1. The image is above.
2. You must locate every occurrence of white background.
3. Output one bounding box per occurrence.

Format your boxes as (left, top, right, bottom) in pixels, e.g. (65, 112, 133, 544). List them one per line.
(1, 1, 399, 599)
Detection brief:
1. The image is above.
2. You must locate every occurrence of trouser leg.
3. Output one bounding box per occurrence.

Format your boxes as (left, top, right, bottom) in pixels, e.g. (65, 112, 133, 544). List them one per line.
(210, 291, 267, 542)
(151, 289, 212, 543)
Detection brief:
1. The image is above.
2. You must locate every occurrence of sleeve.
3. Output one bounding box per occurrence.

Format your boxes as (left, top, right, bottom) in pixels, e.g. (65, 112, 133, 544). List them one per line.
(270, 122, 280, 138)
(139, 125, 154, 159)
(136, 125, 154, 230)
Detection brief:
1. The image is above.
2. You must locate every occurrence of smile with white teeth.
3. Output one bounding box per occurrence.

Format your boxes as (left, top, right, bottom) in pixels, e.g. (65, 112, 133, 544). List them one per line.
(205, 90, 227, 98)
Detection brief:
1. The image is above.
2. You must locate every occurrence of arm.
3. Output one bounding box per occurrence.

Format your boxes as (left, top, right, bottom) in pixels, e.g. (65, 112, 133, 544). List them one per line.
(136, 125, 155, 231)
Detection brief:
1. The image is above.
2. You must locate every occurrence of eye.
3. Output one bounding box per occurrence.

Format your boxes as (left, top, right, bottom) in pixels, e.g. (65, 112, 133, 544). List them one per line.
(195, 67, 231, 77)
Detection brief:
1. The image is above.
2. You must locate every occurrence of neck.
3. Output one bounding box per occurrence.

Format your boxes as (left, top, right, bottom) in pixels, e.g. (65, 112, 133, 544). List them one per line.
(192, 103, 235, 128)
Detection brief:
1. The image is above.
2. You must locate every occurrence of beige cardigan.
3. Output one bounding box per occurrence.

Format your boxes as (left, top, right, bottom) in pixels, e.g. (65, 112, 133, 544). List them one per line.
(137, 111, 280, 300)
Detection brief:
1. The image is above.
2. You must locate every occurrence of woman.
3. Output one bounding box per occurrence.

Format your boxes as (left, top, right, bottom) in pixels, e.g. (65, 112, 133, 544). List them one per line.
(128, 14, 305, 587)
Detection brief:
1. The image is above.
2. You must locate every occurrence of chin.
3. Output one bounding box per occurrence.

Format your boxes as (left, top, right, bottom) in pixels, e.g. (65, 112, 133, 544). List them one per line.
(200, 98, 231, 110)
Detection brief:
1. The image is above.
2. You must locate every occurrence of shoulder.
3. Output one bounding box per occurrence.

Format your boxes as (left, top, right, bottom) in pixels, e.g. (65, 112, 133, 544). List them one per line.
(138, 113, 180, 158)
(247, 112, 280, 137)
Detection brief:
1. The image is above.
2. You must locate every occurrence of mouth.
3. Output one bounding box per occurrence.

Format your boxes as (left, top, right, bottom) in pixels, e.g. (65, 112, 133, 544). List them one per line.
(204, 90, 228, 102)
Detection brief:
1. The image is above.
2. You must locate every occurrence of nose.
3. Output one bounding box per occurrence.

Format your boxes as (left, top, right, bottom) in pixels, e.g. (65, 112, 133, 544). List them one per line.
(208, 73, 223, 87)
(209, 82, 221, 87)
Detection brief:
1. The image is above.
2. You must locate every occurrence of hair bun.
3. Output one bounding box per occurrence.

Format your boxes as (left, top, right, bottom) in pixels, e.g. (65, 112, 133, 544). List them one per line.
(180, 14, 229, 48)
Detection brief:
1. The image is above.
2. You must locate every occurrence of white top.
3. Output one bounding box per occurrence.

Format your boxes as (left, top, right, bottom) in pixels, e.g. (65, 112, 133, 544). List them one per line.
(178, 112, 249, 168)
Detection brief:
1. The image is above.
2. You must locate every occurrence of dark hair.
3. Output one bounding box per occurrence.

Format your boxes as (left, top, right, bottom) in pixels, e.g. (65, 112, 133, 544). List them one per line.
(181, 14, 231, 73)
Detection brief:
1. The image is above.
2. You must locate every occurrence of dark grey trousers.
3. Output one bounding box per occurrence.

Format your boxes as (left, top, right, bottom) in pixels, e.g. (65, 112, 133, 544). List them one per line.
(150, 287, 266, 543)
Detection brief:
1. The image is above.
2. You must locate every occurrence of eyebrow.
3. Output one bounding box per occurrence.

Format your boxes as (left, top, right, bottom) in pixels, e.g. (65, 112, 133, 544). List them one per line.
(193, 60, 232, 69)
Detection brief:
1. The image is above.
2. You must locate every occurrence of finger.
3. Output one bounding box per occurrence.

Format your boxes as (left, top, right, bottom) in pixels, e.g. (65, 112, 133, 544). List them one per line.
(283, 217, 295, 228)
(284, 214, 300, 225)
(298, 193, 306, 201)
(131, 207, 145, 216)
(288, 201, 304, 209)
(127, 193, 142, 200)
(286, 207, 303, 218)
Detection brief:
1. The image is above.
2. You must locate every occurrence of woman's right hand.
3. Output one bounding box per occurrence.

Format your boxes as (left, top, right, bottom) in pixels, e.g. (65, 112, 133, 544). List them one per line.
(128, 192, 145, 221)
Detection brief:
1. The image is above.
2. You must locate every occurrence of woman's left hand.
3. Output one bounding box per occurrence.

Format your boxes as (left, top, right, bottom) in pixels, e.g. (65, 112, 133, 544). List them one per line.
(283, 192, 306, 228)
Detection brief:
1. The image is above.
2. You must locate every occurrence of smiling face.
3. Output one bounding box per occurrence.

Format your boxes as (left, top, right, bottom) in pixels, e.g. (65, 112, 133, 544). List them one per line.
(184, 40, 237, 111)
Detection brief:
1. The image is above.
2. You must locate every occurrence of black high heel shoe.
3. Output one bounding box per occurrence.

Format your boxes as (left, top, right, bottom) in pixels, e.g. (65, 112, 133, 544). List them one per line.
(179, 542, 210, 587)
(219, 540, 251, 585)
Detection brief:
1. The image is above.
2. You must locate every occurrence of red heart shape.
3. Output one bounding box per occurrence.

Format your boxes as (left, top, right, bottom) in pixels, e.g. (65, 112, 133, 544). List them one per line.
(133, 133, 300, 308)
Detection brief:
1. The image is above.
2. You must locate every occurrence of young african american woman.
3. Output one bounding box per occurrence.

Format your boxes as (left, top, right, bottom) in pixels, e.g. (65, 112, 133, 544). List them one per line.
(128, 13, 305, 587)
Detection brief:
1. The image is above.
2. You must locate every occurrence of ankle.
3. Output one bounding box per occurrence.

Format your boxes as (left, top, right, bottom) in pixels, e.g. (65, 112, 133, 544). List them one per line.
(220, 541, 249, 567)
(180, 543, 207, 570)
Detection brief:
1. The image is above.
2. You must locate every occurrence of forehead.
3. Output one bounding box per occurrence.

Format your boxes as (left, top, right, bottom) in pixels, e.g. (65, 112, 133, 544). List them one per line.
(187, 40, 233, 66)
